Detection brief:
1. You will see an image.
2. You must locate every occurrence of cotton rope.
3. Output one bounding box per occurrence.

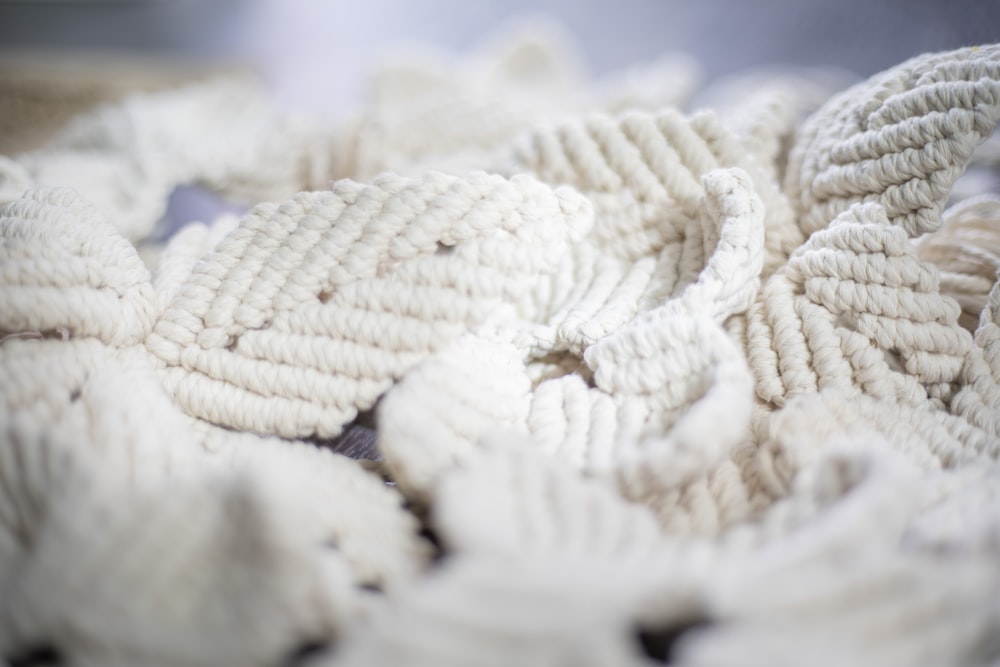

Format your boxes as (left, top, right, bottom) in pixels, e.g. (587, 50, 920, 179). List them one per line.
(1, 24, 1000, 667)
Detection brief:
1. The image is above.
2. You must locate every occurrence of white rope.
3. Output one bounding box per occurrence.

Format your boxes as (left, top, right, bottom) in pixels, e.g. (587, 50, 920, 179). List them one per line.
(501, 106, 799, 275)
(674, 443, 1000, 667)
(917, 195, 1000, 331)
(149, 212, 241, 315)
(951, 276, 1000, 436)
(216, 437, 433, 591)
(331, 556, 658, 667)
(1, 79, 332, 241)
(0, 462, 347, 667)
(146, 170, 591, 438)
(329, 437, 1000, 667)
(1, 26, 1000, 667)
(378, 332, 533, 499)
(377, 167, 763, 516)
(746, 201, 973, 409)
(0, 188, 157, 346)
(785, 44, 1000, 239)
(0, 336, 431, 594)
(433, 436, 665, 560)
(347, 20, 700, 180)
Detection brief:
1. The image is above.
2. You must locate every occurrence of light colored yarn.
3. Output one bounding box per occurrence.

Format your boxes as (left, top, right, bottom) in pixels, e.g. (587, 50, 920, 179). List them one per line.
(433, 437, 665, 560)
(345, 20, 700, 180)
(149, 212, 241, 314)
(0, 342, 350, 666)
(0, 188, 157, 345)
(2, 24, 1000, 667)
(585, 169, 762, 512)
(377, 333, 533, 499)
(376, 168, 762, 521)
(0, 339, 205, 519)
(951, 276, 1000, 436)
(767, 390, 1000, 472)
(0, 462, 348, 667)
(326, 438, 1000, 667)
(746, 201, 973, 409)
(785, 44, 1000, 238)
(689, 67, 856, 199)
(0, 336, 431, 599)
(502, 105, 799, 275)
(329, 557, 656, 667)
(147, 170, 591, 438)
(218, 437, 432, 590)
(671, 443, 1000, 667)
(1, 78, 331, 241)
(918, 195, 1000, 331)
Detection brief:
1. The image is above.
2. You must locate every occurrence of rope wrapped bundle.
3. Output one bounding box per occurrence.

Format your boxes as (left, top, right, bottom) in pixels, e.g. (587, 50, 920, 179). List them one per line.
(1, 23, 1000, 667)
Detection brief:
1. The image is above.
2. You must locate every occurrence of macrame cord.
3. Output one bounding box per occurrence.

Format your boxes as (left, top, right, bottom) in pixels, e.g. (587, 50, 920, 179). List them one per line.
(1, 28, 1000, 667)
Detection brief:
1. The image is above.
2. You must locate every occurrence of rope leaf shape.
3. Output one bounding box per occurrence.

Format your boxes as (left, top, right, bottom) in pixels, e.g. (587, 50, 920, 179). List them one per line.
(786, 44, 1000, 238)
(147, 171, 592, 438)
(0, 188, 157, 346)
(747, 202, 973, 408)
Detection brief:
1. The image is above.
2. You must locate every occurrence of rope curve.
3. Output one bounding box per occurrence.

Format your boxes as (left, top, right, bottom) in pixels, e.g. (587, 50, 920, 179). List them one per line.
(785, 44, 1000, 238)
(146, 171, 592, 438)
(746, 201, 973, 409)
(1, 27, 999, 667)
(0, 188, 157, 346)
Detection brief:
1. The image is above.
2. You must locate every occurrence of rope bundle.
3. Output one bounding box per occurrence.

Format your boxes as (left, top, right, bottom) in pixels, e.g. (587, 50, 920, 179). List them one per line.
(1, 23, 1000, 667)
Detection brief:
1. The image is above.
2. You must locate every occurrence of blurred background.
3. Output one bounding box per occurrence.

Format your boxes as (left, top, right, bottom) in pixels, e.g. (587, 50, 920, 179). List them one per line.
(2, 0, 999, 116)
(2, 0, 999, 228)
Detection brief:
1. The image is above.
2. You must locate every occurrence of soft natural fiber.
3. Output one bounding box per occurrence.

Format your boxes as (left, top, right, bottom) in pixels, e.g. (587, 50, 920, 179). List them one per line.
(1, 22, 1000, 667)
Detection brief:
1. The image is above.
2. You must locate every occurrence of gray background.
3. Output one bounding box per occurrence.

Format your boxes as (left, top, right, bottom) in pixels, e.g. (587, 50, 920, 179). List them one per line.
(2, 0, 999, 114)
(3, 0, 999, 243)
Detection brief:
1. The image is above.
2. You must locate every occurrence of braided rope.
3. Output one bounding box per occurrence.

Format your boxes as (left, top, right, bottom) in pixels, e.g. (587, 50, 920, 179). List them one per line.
(951, 277, 1000, 436)
(376, 168, 762, 522)
(0, 189, 157, 346)
(217, 438, 432, 590)
(1, 30, 1000, 667)
(504, 106, 799, 274)
(331, 438, 1000, 667)
(0, 337, 431, 597)
(785, 44, 1000, 239)
(1, 79, 331, 241)
(678, 446, 1000, 667)
(147, 171, 591, 438)
(917, 195, 1000, 330)
(150, 213, 241, 315)
(746, 202, 973, 409)
(377, 333, 533, 499)
(332, 556, 657, 667)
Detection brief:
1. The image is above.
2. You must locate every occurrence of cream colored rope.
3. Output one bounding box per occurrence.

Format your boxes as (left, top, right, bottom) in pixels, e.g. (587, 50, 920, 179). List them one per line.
(1, 24, 1000, 667)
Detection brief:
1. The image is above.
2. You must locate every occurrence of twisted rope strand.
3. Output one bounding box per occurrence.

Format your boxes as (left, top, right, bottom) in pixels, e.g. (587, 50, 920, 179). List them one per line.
(1, 32, 999, 667)
(786, 44, 1000, 239)
(147, 171, 591, 438)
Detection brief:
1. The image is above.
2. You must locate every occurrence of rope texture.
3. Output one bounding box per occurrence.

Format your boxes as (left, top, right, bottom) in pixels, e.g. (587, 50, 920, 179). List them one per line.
(2, 24, 1000, 667)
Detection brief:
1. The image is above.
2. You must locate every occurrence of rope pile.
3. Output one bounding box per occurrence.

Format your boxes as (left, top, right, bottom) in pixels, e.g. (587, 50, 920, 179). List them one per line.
(1, 22, 999, 667)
